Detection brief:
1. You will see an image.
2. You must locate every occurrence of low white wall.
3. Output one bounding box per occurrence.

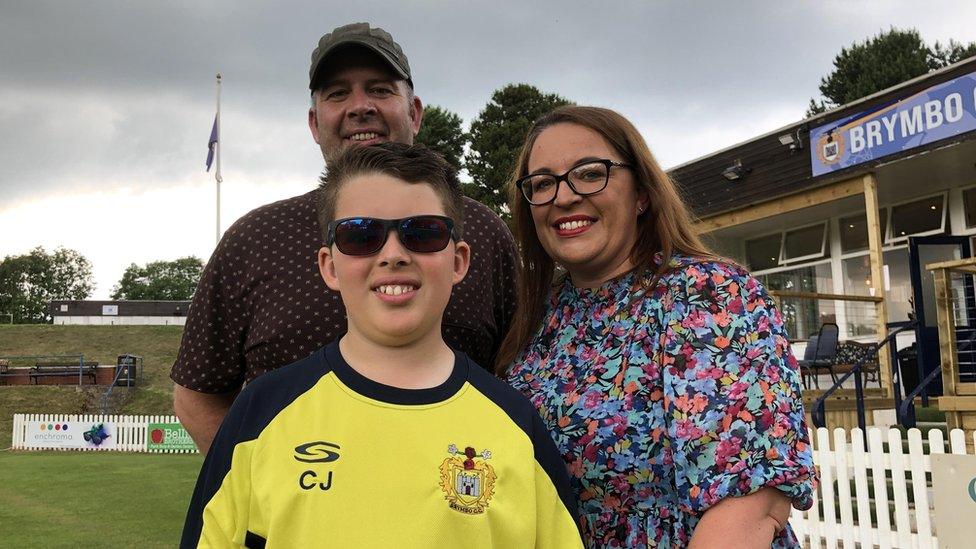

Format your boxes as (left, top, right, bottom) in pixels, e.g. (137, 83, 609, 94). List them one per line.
(53, 316, 187, 326)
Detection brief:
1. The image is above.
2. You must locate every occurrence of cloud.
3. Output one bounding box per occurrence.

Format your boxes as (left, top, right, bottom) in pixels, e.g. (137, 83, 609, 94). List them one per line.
(2, 0, 976, 298)
(0, 175, 312, 299)
(4, 2, 974, 202)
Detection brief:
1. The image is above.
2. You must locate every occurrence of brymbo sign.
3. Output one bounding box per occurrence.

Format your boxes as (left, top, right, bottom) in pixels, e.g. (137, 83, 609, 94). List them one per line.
(147, 422, 197, 452)
(810, 69, 976, 177)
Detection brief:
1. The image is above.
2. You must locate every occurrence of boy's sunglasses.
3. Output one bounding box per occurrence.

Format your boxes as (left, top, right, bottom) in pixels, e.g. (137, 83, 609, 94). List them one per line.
(326, 215, 458, 256)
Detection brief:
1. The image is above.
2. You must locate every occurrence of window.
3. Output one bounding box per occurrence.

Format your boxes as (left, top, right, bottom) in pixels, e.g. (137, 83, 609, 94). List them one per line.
(745, 234, 780, 271)
(746, 224, 829, 271)
(889, 194, 945, 241)
(839, 195, 944, 250)
(839, 210, 887, 253)
(841, 249, 913, 333)
(700, 233, 743, 264)
(758, 263, 833, 339)
(964, 187, 976, 228)
(759, 263, 832, 293)
(781, 223, 827, 263)
(841, 254, 876, 298)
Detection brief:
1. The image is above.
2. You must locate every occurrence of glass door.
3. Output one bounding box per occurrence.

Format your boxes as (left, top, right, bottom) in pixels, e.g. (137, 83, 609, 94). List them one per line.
(908, 235, 973, 397)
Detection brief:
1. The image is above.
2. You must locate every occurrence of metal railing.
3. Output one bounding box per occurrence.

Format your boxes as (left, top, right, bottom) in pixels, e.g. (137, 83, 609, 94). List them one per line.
(812, 322, 917, 436)
(100, 355, 143, 414)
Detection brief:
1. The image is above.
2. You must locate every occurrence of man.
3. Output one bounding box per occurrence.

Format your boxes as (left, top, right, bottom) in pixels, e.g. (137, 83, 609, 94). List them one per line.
(171, 23, 517, 453)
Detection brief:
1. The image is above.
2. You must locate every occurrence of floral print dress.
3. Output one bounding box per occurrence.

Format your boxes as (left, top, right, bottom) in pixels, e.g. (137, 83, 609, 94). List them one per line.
(507, 255, 815, 548)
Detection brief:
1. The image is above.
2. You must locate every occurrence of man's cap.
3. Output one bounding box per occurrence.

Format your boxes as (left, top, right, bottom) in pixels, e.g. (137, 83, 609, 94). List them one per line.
(309, 22, 412, 90)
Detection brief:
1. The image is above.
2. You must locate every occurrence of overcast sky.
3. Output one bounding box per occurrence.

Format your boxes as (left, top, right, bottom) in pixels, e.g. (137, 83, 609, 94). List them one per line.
(2, 0, 975, 299)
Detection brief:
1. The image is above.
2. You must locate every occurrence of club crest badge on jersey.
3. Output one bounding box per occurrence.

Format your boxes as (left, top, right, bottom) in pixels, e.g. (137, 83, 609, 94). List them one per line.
(439, 444, 496, 514)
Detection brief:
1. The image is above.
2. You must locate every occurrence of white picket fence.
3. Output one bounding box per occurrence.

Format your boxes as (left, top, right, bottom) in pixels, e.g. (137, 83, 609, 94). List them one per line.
(8, 416, 976, 545)
(11, 413, 198, 453)
(790, 426, 976, 548)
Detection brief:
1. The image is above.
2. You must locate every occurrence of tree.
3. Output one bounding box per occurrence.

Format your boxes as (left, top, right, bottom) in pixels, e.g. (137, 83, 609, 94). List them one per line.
(50, 248, 95, 300)
(465, 84, 572, 219)
(111, 257, 204, 300)
(0, 246, 93, 323)
(930, 39, 976, 68)
(414, 105, 467, 170)
(807, 28, 976, 116)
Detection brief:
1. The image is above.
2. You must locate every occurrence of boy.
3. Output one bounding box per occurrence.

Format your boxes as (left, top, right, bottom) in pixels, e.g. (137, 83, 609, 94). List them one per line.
(180, 143, 582, 548)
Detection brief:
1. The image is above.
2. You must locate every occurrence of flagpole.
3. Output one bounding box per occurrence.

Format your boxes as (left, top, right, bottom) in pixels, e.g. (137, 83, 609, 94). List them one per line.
(215, 73, 223, 246)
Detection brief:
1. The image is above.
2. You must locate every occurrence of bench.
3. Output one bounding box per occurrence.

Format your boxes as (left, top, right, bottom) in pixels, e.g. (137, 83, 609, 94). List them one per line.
(832, 341, 881, 388)
(0, 359, 13, 385)
(29, 361, 99, 384)
(802, 341, 880, 389)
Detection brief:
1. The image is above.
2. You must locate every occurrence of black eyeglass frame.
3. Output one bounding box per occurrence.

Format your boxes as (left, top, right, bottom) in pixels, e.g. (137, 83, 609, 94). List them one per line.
(325, 215, 460, 256)
(515, 159, 633, 205)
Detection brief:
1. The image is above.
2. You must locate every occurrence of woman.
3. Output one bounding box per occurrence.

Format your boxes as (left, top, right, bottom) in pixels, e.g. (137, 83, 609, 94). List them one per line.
(498, 106, 815, 548)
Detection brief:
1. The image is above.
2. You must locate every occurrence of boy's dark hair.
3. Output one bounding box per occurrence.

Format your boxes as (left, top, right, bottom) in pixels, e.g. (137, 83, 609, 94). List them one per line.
(317, 143, 464, 242)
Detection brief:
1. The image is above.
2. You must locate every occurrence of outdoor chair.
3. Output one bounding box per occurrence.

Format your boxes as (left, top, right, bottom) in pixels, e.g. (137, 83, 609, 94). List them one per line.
(798, 322, 840, 390)
(830, 341, 881, 389)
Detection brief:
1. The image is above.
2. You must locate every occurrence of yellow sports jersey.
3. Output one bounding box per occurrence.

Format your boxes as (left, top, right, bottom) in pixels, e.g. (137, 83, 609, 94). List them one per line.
(181, 342, 582, 548)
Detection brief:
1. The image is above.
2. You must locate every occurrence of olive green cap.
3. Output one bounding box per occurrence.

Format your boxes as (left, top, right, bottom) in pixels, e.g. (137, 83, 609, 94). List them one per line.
(309, 22, 412, 90)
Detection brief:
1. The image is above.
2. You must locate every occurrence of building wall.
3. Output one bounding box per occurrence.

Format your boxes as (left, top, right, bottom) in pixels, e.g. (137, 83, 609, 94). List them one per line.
(50, 300, 190, 317)
(49, 300, 190, 325)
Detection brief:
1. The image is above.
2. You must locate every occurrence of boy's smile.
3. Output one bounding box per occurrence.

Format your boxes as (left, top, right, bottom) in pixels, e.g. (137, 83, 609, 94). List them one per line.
(318, 173, 470, 349)
(371, 276, 420, 303)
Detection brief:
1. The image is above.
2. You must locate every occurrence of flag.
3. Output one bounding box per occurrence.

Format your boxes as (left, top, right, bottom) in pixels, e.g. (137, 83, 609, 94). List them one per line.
(206, 115, 219, 172)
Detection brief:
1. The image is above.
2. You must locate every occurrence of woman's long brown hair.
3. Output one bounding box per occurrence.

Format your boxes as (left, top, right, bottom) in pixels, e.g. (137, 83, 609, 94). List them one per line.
(494, 106, 716, 375)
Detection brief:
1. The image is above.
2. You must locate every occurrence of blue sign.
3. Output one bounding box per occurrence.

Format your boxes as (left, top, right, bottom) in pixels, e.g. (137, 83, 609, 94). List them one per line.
(810, 70, 976, 177)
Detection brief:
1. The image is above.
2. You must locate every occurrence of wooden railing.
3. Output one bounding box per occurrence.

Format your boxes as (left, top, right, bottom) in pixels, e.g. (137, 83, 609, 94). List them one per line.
(927, 258, 976, 433)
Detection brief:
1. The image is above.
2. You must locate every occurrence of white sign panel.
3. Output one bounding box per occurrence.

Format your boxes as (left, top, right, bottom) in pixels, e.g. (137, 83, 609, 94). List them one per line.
(25, 420, 117, 450)
(932, 453, 976, 548)
(102, 305, 118, 316)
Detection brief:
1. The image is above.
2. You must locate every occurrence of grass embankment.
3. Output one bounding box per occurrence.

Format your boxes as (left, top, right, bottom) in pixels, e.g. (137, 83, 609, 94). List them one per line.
(0, 451, 203, 547)
(0, 325, 184, 445)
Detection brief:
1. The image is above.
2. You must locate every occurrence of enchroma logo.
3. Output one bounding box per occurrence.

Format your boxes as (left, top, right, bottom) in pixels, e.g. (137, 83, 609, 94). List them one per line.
(294, 441, 341, 463)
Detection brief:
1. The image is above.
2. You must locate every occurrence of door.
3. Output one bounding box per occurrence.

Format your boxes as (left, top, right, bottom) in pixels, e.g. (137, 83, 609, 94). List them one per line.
(908, 235, 974, 397)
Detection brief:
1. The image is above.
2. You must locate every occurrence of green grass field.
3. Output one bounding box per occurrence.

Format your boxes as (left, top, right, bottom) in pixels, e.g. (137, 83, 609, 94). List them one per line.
(0, 451, 203, 547)
(0, 325, 195, 546)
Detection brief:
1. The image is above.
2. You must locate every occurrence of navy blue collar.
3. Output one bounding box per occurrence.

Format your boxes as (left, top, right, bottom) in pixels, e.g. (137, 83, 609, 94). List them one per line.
(322, 341, 468, 405)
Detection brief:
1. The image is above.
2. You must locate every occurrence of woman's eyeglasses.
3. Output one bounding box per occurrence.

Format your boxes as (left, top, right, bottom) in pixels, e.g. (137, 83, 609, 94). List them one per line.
(326, 215, 458, 256)
(516, 159, 632, 205)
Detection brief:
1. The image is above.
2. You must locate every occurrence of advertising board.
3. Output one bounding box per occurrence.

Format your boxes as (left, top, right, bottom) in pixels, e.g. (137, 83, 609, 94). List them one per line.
(25, 420, 117, 450)
(146, 422, 197, 452)
(931, 453, 976, 548)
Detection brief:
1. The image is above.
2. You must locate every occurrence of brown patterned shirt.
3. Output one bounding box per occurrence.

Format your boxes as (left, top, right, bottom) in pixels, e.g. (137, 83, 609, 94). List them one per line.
(171, 190, 517, 393)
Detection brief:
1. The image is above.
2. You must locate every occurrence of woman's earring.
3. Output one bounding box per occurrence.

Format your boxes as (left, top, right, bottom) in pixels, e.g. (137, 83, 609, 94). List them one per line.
(637, 205, 645, 214)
